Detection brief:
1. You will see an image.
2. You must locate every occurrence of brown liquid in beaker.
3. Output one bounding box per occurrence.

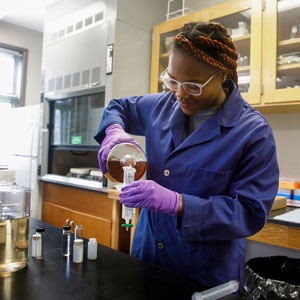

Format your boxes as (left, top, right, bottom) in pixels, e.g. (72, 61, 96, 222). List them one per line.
(107, 160, 147, 183)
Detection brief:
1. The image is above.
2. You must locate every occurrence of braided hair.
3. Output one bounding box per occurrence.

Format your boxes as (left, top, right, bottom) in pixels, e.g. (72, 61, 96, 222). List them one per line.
(172, 22, 238, 86)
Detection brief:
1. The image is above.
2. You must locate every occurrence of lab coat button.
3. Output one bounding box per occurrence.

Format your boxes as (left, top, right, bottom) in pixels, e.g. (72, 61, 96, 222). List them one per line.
(157, 242, 164, 250)
(163, 169, 170, 176)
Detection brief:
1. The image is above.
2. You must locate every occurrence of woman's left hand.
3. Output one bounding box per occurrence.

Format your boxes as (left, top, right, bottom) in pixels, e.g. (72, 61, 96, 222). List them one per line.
(120, 180, 180, 216)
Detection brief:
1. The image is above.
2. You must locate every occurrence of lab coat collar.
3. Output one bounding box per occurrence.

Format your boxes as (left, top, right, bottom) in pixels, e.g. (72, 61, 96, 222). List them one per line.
(168, 80, 244, 150)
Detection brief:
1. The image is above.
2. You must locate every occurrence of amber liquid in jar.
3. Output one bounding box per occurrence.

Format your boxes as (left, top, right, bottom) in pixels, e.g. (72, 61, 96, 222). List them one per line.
(0, 215, 29, 274)
(106, 160, 147, 183)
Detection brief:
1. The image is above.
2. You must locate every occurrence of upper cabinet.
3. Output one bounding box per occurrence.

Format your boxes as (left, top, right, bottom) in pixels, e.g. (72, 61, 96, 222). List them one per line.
(263, 0, 300, 106)
(150, 0, 300, 113)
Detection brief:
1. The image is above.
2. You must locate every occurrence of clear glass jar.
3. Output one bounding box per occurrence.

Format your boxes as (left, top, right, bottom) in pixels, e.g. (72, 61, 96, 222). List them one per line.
(0, 169, 31, 274)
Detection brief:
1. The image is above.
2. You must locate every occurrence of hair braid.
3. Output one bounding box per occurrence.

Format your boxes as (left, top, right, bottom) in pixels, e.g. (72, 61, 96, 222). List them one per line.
(172, 21, 239, 86)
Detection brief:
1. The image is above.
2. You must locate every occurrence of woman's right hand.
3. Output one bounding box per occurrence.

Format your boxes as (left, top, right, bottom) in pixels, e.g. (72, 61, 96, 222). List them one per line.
(97, 124, 141, 176)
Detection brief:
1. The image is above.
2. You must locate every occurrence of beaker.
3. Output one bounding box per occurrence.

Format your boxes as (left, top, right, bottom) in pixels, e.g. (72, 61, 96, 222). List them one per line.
(0, 170, 31, 274)
(106, 142, 147, 183)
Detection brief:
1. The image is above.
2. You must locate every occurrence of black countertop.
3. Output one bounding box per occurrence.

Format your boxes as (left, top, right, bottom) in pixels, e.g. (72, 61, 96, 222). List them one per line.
(0, 218, 241, 300)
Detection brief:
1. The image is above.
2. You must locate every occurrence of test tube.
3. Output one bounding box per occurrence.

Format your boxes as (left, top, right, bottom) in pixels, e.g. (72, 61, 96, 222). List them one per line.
(192, 280, 239, 300)
(122, 166, 136, 231)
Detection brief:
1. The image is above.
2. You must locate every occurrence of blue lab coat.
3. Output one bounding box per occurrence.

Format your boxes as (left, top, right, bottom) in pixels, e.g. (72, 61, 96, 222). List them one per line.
(94, 80, 279, 287)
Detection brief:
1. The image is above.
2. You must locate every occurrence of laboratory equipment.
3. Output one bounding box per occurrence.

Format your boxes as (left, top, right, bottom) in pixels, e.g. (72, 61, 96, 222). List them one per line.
(87, 238, 97, 260)
(192, 280, 239, 300)
(106, 143, 147, 230)
(106, 142, 147, 183)
(32, 233, 42, 259)
(73, 239, 83, 263)
(0, 169, 31, 274)
(290, 25, 298, 39)
(74, 224, 83, 240)
(122, 166, 136, 230)
(35, 227, 45, 259)
(62, 224, 72, 256)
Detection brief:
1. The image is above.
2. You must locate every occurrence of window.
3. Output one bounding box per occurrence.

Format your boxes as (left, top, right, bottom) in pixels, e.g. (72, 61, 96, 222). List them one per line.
(0, 44, 27, 108)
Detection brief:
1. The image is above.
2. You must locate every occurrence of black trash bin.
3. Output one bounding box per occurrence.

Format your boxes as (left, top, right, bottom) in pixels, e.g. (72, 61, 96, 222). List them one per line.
(242, 256, 300, 299)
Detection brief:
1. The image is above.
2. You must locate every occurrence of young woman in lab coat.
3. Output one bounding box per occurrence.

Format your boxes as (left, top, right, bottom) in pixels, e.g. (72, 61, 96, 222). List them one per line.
(94, 22, 279, 288)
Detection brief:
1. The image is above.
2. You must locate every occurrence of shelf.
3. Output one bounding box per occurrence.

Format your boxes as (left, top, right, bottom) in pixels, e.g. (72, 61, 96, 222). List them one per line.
(160, 52, 169, 58)
(278, 38, 300, 55)
(160, 52, 169, 66)
(233, 35, 251, 55)
(232, 34, 251, 42)
(277, 63, 300, 76)
(237, 65, 250, 72)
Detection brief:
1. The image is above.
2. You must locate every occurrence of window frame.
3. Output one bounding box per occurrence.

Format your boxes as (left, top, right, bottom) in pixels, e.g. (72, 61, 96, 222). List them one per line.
(0, 42, 28, 107)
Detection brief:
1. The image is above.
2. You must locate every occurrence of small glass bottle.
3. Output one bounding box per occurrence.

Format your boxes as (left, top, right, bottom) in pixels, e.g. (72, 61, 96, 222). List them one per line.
(73, 239, 83, 263)
(62, 225, 72, 256)
(87, 238, 97, 260)
(291, 26, 298, 39)
(35, 227, 45, 259)
(32, 233, 42, 259)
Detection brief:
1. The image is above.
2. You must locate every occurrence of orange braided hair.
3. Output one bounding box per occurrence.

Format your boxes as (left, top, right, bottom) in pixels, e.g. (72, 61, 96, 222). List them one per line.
(172, 22, 238, 86)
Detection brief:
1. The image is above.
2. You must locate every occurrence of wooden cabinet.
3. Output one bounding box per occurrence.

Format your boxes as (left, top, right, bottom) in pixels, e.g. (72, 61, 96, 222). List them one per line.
(150, 0, 300, 113)
(42, 183, 130, 254)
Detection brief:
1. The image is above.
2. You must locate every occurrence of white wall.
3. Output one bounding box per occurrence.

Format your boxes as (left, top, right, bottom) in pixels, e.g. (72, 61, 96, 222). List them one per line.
(264, 113, 300, 179)
(113, 0, 169, 98)
(0, 21, 43, 106)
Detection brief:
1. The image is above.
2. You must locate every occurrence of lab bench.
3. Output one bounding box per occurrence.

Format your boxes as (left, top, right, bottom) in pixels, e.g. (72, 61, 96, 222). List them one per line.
(41, 175, 300, 254)
(0, 218, 241, 300)
(248, 206, 300, 251)
(40, 175, 131, 254)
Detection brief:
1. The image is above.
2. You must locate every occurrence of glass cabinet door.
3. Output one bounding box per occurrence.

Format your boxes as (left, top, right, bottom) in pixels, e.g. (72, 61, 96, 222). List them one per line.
(158, 30, 179, 93)
(212, 11, 251, 93)
(277, 0, 300, 89)
(151, 0, 262, 105)
(209, 0, 263, 105)
(264, 0, 300, 103)
(150, 13, 209, 94)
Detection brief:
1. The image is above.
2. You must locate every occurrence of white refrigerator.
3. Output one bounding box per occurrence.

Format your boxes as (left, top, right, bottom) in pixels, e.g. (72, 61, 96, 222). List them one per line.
(7, 104, 42, 219)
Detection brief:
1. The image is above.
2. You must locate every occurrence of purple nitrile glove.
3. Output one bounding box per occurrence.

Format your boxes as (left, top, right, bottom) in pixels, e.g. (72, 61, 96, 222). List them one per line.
(120, 180, 180, 216)
(97, 124, 141, 174)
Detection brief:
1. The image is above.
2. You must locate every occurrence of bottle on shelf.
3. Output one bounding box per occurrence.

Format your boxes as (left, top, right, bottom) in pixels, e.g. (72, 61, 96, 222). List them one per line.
(290, 25, 298, 39)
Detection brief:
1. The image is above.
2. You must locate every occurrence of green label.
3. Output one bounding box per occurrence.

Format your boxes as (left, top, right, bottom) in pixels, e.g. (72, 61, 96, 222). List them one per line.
(71, 136, 82, 144)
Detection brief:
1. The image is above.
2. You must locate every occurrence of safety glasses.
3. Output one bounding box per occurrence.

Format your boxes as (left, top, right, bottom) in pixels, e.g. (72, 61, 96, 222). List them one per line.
(160, 68, 217, 96)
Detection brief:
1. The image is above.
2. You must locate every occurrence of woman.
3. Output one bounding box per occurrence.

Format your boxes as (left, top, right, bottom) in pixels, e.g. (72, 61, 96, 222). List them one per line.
(94, 22, 279, 288)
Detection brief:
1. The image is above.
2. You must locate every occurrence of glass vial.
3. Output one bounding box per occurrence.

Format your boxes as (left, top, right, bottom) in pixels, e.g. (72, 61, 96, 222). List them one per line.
(87, 238, 97, 260)
(73, 239, 83, 263)
(62, 225, 72, 257)
(35, 227, 45, 259)
(32, 233, 42, 259)
(291, 26, 298, 39)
